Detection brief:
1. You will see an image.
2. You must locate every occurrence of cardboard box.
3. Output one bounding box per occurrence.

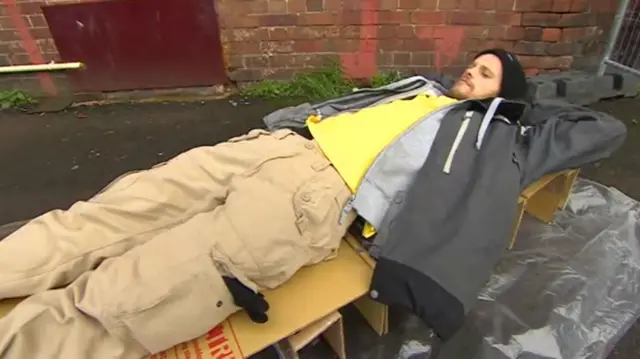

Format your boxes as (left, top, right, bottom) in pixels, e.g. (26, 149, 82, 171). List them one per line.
(141, 311, 347, 359)
(0, 170, 579, 358)
(274, 311, 346, 359)
(508, 169, 579, 249)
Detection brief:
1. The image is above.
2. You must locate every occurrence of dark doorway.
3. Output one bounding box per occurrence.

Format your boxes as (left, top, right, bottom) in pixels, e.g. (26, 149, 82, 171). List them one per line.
(42, 0, 228, 92)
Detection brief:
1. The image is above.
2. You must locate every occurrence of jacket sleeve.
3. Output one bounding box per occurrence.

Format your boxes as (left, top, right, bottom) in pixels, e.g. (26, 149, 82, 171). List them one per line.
(262, 76, 442, 130)
(520, 100, 627, 188)
(262, 103, 316, 131)
(421, 72, 456, 90)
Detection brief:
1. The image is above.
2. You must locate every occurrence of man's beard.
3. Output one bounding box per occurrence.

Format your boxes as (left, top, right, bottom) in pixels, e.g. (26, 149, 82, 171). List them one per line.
(446, 85, 467, 100)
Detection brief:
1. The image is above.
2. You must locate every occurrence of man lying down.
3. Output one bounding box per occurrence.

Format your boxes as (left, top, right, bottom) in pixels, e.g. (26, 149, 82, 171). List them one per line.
(0, 48, 626, 359)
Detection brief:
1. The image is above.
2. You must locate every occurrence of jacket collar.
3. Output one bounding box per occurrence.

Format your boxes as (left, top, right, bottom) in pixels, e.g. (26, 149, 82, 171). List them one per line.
(469, 98, 530, 123)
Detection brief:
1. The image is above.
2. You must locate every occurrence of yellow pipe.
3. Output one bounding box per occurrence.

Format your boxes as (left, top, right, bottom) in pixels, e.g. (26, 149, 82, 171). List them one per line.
(0, 62, 85, 74)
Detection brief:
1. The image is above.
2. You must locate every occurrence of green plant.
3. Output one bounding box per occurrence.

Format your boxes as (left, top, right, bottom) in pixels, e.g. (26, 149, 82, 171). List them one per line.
(0, 90, 37, 110)
(370, 70, 403, 88)
(240, 63, 403, 102)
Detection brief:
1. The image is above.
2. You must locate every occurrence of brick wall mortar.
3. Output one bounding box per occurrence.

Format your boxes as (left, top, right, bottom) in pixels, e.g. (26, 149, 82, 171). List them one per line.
(0, 0, 622, 95)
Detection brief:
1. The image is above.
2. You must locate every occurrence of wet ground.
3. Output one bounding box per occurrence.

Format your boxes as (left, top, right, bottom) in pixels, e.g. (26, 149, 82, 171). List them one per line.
(0, 96, 639, 358)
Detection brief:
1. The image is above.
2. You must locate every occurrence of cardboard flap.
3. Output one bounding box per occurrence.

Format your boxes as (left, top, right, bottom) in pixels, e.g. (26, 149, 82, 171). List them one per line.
(226, 240, 373, 356)
(521, 169, 579, 200)
(521, 173, 558, 199)
(289, 311, 342, 351)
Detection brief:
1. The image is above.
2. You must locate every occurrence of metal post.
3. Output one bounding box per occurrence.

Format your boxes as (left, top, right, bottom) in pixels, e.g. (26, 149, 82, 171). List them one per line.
(598, 0, 632, 76)
(0, 62, 85, 74)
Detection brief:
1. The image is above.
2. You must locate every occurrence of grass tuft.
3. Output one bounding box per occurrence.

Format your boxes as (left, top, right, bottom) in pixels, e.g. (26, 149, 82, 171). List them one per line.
(240, 63, 403, 102)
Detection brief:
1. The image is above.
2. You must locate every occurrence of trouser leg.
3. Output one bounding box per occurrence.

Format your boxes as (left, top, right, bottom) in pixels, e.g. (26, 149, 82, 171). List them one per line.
(0, 287, 148, 359)
(0, 206, 240, 359)
(0, 129, 355, 359)
(0, 129, 302, 299)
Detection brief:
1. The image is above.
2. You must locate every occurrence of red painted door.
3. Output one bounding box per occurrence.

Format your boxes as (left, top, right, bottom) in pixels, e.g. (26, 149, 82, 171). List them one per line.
(42, 0, 228, 92)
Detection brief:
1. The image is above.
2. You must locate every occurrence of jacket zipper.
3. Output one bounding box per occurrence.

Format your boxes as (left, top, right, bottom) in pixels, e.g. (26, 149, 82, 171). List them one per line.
(443, 111, 473, 174)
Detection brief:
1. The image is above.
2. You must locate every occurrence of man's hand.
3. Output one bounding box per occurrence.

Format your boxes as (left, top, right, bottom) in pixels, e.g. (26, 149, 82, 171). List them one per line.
(222, 276, 270, 323)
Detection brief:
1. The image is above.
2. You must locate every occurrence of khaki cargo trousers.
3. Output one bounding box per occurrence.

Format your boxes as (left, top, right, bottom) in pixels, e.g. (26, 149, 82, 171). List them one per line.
(0, 129, 354, 359)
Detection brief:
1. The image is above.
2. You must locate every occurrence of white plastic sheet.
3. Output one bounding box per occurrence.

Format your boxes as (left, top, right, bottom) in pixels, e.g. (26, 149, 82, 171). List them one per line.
(351, 178, 640, 359)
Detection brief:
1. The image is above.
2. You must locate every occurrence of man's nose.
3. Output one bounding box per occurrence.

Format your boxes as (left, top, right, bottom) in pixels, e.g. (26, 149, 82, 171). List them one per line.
(465, 68, 475, 78)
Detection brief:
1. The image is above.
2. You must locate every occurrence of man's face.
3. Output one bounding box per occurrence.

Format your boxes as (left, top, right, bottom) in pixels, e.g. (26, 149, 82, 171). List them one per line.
(449, 54, 502, 100)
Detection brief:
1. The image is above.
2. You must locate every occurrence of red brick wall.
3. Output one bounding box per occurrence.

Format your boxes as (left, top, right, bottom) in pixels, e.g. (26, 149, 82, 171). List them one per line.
(0, 0, 63, 95)
(218, 0, 621, 81)
(0, 0, 622, 96)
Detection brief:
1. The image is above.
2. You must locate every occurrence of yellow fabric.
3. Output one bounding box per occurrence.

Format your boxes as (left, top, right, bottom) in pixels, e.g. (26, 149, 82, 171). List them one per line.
(362, 222, 377, 238)
(307, 94, 459, 238)
(307, 94, 458, 192)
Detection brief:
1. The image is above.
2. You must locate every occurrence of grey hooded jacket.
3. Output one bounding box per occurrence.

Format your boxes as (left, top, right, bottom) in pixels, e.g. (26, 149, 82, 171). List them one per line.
(262, 76, 627, 341)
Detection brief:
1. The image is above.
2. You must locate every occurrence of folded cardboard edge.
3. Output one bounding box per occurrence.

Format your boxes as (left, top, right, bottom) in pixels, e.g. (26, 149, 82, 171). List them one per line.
(522, 169, 579, 224)
(288, 311, 345, 359)
(344, 235, 390, 336)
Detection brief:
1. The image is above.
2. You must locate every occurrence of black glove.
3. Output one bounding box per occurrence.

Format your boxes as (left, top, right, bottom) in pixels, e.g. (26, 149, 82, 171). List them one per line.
(222, 276, 270, 323)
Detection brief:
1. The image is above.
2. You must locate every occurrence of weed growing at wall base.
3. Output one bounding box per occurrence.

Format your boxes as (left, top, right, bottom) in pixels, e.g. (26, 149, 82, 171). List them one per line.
(0, 90, 37, 110)
(240, 65, 403, 102)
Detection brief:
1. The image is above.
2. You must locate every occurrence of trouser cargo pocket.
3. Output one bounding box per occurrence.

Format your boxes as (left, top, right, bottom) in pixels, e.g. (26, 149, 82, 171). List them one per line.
(77, 215, 241, 356)
(101, 252, 237, 355)
(292, 159, 354, 264)
(101, 252, 237, 354)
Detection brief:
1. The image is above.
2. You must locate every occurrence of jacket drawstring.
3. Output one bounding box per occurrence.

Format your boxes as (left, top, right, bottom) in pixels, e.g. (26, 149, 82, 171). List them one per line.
(476, 97, 506, 150)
